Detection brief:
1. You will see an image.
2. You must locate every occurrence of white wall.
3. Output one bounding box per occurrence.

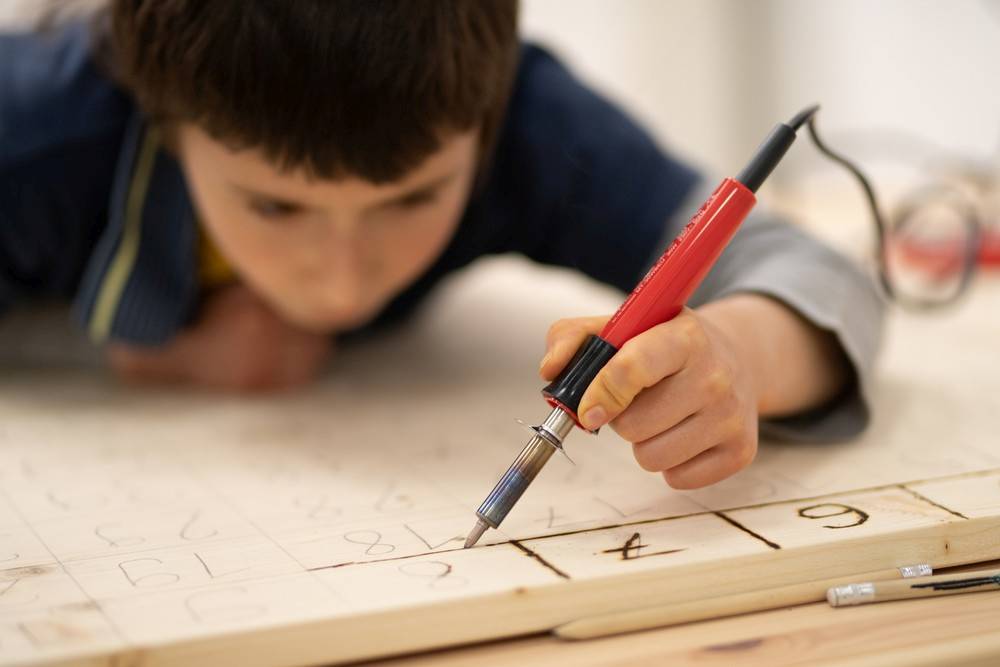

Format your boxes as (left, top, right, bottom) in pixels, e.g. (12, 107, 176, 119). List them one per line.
(4, 0, 998, 185)
(520, 0, 755, 176)
(521, 0, 1000, 186)
(0, 0, 101, 28)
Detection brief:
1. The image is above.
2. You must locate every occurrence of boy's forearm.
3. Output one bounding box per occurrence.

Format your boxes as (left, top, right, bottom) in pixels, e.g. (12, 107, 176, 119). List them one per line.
(697, 293, 851, 418)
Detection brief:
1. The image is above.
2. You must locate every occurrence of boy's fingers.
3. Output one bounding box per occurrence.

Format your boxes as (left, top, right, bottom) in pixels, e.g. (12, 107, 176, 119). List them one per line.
(628, 399, 751, 473)
(540, 315, 609, 380)
(576, 311, 702, 430)
(610, 369, 697, 443)
(106, 341, 191, 385)
(630, 412, 712, 473)
(661, 439, 756, 490)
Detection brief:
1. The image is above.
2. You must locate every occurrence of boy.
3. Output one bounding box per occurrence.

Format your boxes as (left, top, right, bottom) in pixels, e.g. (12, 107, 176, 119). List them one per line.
(0, 1, 883, 490)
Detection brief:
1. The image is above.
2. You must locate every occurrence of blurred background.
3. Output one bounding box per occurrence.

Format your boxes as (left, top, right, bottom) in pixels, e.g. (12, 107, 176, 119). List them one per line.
(519, 0, 1000, 261)
(4, 0, 998, 180)
(521, 0, 1000, 186)
(2, 0, 998, 292)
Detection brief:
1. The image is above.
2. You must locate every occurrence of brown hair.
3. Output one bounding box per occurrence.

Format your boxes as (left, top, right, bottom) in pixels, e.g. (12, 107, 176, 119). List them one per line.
(100, 1, 519, 183)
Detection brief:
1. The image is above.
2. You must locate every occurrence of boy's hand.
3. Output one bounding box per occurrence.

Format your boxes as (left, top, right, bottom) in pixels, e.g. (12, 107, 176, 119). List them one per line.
(540, 307, 761, 490)
(107, 284, 332, 392)
(540, 294, 851, 490)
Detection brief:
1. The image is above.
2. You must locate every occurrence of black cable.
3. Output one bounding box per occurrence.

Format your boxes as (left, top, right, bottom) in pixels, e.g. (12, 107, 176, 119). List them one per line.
(787, 105, 820, 131)
(736, 105, 817, 193)
(740, 104, 979, 308)
(802, 112, 981, 309)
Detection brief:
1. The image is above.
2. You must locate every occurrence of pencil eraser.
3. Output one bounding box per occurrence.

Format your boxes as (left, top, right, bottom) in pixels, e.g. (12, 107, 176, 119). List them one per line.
(827, 582, 875, 607)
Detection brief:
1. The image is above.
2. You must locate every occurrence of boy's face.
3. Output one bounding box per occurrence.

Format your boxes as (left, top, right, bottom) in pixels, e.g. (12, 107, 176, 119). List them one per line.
(176, 125, 479, 332)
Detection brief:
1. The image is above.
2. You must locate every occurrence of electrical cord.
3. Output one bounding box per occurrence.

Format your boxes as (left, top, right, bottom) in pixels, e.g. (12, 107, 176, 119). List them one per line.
(796, 106, 981, 309)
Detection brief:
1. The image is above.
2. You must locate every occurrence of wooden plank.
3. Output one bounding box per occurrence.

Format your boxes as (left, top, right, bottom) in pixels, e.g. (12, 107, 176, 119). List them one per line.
(1, 265, 998, 666)
(36, 513, 996, 667)
(907, 471, 1000, 519)
(365, 581, 1000, 667)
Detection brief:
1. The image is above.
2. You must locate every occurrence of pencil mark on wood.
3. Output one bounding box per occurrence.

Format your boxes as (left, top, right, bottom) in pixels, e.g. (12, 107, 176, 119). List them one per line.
(0, 531, 18, 563)
(47, 489, 108, 512)
(180, 510, 219, 541)
(537, 506, 574, 529)
(715, 512, 782, 549)
(374, 481, 413, 513)
(94, 523, 145, 549)
(593, 497, 650, 519)
(797, 503, 869, 529)
(17, 621, 43, 648)
(195, 552, 250, 579)
(403, 524, 461, 551)
(898, 485, 969, 520)
(0, 577, 40, 607)
(343, 530, 396, 556)
(118, 558, 180, 588)
(293, 494, 342, 521)
(398, 560, 467, 590)
(45, 490, 71, 512)
(593, 497, 626, 518)
(510, 540, 570, 579)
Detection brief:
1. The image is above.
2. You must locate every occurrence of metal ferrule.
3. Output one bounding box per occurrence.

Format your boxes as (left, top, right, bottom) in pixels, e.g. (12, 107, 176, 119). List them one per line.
(899, 563, 933, 578)
(475, 408, 575, 528)
(536, 408, 575, 448)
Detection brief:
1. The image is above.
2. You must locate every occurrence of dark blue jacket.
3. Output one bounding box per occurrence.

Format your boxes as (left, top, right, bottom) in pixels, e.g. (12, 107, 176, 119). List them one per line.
(0, 23, 697, 345)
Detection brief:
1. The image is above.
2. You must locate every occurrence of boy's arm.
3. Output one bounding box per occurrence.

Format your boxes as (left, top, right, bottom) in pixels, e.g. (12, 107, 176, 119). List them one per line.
(698, 294, 851, 421)
(685, 187, 884, 441)
(107, 284, 332, 391)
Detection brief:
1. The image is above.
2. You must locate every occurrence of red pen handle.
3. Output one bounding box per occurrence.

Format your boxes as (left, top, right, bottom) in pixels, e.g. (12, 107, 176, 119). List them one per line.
(541, 111, 807, 428)
(600, 178, 756, 347)
(542, 177, 757, 426)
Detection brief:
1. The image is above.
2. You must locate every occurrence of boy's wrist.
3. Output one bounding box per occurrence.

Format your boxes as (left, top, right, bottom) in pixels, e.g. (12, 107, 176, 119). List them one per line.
(696, 292, 849, 418)
(695, 294, 771, 413)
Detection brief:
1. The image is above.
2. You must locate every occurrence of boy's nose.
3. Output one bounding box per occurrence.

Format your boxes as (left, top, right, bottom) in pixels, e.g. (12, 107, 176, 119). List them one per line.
(321, 254, 365, 315)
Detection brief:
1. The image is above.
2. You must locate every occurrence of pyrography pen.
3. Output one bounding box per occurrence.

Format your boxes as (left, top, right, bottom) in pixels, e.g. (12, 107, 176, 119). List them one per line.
(464, 105, 822, 548)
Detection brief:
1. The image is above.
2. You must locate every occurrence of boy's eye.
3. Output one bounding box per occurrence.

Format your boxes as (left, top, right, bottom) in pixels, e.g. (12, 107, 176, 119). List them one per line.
(394, 189, 438, 209)
(248, 198, 303, 220)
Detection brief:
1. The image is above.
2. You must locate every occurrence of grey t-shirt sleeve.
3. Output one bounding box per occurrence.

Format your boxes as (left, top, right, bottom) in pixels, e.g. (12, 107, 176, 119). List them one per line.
(661, 178, 886, 442)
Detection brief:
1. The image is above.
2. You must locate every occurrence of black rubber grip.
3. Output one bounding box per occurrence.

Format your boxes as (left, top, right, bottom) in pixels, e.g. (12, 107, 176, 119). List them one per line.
(736, 123, 797, 193)
(542, 334, 618, 415)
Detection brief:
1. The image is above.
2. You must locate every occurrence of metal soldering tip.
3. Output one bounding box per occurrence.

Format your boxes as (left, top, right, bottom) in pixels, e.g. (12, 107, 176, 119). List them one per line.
(464, 518, 489, 548)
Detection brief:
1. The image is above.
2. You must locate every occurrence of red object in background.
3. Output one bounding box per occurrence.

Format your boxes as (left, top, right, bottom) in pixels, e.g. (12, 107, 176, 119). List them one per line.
(893, 230, 1000, 275)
